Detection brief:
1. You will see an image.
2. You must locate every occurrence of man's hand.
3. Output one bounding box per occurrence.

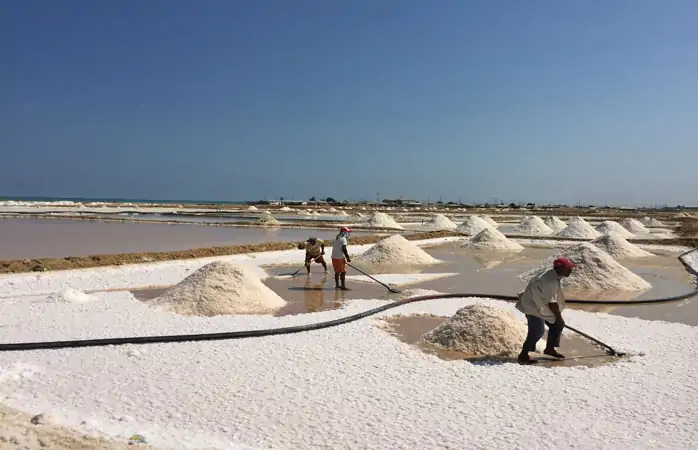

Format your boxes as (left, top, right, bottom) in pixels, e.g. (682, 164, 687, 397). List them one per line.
(346, 257, 351, 263)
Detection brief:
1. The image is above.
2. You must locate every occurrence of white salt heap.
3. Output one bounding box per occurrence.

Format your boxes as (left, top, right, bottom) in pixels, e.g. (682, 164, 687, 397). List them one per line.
(642, 217, 665, 227)
(515, 216, 553, 235)
(297, 210, 311, 216)
(50, 288, 96, 303)
(479, 215, 499, 227)
(521, 242, 651, 292)
(592, 234, 654, 259)
(354, 235, 439, 266)
(555, 216, 601, 239)
(280, 206, 292, 212)
(424, 214, 457, 230)
(366, 212, 404, 229)
(595, 220, 635, 238)
(462, 228, 524, 251)
(246, 205, 258, 211)
(255, 213, 280, 226)
(544, 216, 567, 231)
(456, 215, 493, 235)
(621, 218, 649, 234)
(335, 210, 349, 216)
(151, 262, 287, 316)
(422, 304, 528, 356)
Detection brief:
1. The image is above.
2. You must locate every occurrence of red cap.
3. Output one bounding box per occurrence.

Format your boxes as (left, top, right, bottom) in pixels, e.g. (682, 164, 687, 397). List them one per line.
(553, 257, 576, 269)
(340, 226, 352, 233)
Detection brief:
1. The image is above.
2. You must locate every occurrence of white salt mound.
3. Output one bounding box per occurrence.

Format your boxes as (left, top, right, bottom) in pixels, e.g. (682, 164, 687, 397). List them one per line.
(297, 210, 311, 216)
(246, 205, 258, 211)
(521, 242, 651, 292)
(335, 210, 349, 216)
(152, 262, 287, 316)
(50, 288, 96, 303)
(280, 206, 292, 212)
(424, 214, 457, 230)
(555, 217, 601, 239)
(366, 212, 404, 229)
(422, 304, 528, 356)
(462, 228, 524, 251)
(544, 216, 567, 231)
(595, 221, 635, 238)
(354, 235, 438, 266)
(255, 213, 280, 226)
(621, 218, 649, 234)
(479, 215, 499, 227)
(642, 217, 664, 227)
(456, 215, 493, 235)
(515, 216, 553, 235)
(592, 234, 654, 259)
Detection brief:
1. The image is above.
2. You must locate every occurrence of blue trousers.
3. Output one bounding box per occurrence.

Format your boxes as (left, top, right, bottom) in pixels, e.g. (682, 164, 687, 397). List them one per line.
(522, 315, 563, 353)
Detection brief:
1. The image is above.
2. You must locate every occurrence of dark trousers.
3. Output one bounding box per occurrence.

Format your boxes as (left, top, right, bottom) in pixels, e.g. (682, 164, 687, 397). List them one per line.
(522, 315, 563, 353)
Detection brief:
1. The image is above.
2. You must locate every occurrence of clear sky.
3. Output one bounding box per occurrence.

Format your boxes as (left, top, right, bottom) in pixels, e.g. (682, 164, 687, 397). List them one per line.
(2, 0, 696, 206)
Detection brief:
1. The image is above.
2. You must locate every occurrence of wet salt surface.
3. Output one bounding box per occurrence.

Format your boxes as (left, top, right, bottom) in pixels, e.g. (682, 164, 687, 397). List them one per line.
(0, 218, 379, 260)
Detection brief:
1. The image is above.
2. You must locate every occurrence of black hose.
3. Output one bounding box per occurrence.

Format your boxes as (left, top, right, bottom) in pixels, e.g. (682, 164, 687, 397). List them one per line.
(0, 250, 694, 353)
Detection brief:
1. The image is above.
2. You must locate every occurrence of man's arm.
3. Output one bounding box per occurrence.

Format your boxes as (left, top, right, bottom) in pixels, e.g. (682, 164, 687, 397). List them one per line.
(342, 239, 351, 262)
(321, 243, 325, 254)
(546, 286, 564, 326)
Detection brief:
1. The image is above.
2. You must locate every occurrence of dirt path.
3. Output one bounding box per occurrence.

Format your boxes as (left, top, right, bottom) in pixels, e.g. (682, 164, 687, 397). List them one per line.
(0, 406, 152, 450)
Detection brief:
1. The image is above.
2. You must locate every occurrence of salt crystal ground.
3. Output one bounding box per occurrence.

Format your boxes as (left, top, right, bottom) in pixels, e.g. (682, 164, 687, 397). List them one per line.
(0, 239, 696, 449)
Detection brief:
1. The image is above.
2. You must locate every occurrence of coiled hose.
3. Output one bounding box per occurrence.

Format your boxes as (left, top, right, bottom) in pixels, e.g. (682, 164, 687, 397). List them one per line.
(0, 249, 695, 353)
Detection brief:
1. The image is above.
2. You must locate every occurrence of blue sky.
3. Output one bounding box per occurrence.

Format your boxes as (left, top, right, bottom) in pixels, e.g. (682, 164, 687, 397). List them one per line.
(2, 0, 697, 206)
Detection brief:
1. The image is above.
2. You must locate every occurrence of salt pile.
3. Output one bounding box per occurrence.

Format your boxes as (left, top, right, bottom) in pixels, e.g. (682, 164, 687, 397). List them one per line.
(246, 205, 258, 211)
(255, 213, 280, 226)
(642, 217, 665, 227)
(462, 228, 524, 251)
(515, 216, 553, 235)
(50, 288, 96, 303)
(151, 262, 287, 316)
(555, 217, 601, 239)
(424, 214, 457, 230)
(592, 234, 654, 259)
(456, 215, 493, 235)
(297, 210, 311, 216)
(422, 304, 528, 356)
(354, 235, 439, 266)
(544, 216, 567, 231)
(595, 221, 635, 238)
(522, 242, 651, 292)
(621, 218, 649, 234)
(280, 206, 293, 212)
(366, 212, 404, 229)
(335, 210, 349, 216)
(479, 215, 499, 227)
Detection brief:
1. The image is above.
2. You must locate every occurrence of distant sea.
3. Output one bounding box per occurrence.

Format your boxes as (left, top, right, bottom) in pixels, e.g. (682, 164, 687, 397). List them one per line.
(0, 196, 250, 205)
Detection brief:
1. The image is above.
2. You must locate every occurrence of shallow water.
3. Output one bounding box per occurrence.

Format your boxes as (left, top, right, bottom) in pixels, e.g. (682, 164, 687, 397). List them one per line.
(0, 218, 378, 260)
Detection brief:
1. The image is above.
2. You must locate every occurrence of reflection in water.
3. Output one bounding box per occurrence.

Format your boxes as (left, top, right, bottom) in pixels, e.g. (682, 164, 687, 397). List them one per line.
(304, 275, 328, 313)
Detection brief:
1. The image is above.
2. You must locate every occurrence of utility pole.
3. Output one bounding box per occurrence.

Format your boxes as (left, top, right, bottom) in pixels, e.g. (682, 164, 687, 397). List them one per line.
(376, 192, 380, 204)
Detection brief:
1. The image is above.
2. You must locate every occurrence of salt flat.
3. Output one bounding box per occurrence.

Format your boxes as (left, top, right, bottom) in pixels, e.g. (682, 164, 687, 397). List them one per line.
(0, 240, 695, 449)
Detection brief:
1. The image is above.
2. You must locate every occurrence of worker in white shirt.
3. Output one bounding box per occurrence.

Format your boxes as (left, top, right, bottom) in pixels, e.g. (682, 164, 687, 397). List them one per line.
(515, 257, 576, 364)
(331, 226, 352, 290)
(304, 237, 327, 274)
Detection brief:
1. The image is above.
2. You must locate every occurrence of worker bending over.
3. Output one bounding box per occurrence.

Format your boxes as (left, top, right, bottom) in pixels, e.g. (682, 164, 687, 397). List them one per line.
(515, 257, 576, 364)
(331, 227, 352, 290)
(304, 237, 327, 274)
